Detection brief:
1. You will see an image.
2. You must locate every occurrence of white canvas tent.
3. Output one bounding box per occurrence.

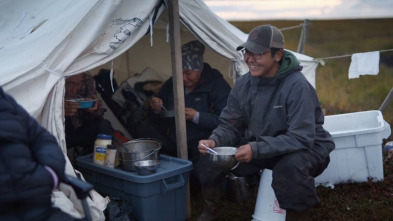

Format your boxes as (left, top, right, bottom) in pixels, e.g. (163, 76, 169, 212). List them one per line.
(89, 6, 318, 89)
(0, 0, 319, 219)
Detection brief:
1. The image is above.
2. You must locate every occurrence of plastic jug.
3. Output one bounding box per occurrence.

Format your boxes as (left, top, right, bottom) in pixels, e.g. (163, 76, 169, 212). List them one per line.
(93, 134, 112, 165)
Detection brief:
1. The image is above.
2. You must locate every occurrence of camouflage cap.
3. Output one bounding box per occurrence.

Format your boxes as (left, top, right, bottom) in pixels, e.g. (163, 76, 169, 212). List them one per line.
(182, 40, 205, 71)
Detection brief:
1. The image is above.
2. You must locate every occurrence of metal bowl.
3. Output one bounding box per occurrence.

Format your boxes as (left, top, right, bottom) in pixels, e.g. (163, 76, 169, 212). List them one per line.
(209, 147, 238, 171)
(133, 160, 160, 176)
(160, 110, 175, 118)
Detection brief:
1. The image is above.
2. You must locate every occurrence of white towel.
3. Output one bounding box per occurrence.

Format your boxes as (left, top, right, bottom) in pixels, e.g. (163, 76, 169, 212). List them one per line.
(348, 51, 380, 79)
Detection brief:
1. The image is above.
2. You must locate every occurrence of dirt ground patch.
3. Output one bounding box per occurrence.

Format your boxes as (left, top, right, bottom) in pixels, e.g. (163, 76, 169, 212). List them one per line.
(188, 145, 393, 221)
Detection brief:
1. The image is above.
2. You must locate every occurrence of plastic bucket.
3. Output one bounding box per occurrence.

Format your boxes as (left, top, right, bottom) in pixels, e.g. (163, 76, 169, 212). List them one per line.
(252, 169, 286, 221)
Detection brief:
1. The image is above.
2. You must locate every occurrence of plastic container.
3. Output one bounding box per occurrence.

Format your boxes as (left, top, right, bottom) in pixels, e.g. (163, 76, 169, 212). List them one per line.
(66, 98, 96, 109)
(316, 110, 391, 185)
(75, 154, 192, 221)
(93, 134, 112, 165)
(252, 169, 286, 221)
(105, 145, 117, 168)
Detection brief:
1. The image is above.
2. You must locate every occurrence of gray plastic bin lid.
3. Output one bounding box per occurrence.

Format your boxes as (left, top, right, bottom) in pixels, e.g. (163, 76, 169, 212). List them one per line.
(75, 154, 193, 183)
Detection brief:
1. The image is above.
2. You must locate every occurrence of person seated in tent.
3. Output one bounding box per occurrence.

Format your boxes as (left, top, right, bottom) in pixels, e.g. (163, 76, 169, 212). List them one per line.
(148, 40, 231, 188)
(197, 25, 335, 220)
(0, 86, 67, 220)
(64, 72, 114, 158)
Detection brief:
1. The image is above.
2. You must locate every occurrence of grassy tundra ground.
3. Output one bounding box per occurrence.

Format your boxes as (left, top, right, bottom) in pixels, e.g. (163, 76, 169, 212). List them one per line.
(189, 18, 393, 221)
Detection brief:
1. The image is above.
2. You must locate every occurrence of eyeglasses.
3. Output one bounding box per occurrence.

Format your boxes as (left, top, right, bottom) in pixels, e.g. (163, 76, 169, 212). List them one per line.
(241, 48, 271, 60)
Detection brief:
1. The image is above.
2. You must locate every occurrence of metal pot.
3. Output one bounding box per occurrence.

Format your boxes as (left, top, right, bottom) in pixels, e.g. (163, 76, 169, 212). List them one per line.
(209, 146, 238, 171)
(117, 138, 161, 172)
(226, 172, 250, 203)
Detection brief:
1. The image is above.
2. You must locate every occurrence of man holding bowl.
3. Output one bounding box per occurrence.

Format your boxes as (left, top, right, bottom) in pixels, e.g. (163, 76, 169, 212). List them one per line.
(197, 25, 335, 221)
(64, 72, 113, 159)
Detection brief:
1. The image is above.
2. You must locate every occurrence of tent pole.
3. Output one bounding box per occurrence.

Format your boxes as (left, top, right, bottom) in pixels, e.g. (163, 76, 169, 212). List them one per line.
(379, 87, 393, 113)
(297, 19, 310, 54)
(168, 0, 187, 161)
(168, 0, 192, 218)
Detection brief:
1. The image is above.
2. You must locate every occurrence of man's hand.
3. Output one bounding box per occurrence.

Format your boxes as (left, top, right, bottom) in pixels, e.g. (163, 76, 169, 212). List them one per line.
(150, 97, 163, 112)
(64, 101, 80, 116)
(198, 139, 216, 155)
(185, 108, 197, 121)
(235, 144, 252, 162)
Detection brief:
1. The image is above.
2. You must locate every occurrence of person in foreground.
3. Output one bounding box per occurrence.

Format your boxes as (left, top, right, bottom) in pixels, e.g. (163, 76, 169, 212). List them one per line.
(197, 25, 335, 221)
(65, 72, 113, 156)
(149, 40, 231, 188)
(0, 86, 66, 220)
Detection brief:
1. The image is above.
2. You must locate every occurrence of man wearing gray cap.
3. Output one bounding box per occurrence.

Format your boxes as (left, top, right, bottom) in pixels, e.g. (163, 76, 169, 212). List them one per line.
(198, 25, 335, 220)
(149, 40, 231, 189)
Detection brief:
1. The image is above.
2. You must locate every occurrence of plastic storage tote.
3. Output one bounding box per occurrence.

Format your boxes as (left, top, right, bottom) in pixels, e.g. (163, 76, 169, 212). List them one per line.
(316, 110, 391, 185)
(76, 154, 193, 221)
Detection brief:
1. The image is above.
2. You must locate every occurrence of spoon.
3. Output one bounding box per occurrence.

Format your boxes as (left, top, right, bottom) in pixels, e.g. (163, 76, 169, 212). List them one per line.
(201, 143, 218, 155)
(160, 104, 168, 112)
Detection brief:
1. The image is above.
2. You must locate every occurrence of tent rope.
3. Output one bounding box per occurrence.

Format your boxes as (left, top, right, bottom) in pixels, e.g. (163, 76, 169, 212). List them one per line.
(314, 48, 393, 61)
(44, 67, 62, 77)
(280, 23, 306, 31)
(149, 13, 154, 46)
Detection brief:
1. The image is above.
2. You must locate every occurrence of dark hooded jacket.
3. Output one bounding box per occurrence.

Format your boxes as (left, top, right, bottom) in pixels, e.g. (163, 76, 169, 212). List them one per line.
(0, 86, 65, 213)
(152, 63, 231, 143)
(210, 51, 335, 158)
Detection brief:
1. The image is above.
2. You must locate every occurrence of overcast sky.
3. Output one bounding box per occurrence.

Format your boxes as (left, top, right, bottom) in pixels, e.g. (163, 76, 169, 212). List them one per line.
(203, 0, 393, 21)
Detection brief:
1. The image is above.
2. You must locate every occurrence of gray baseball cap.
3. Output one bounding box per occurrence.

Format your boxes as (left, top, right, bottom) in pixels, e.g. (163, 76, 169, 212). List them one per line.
(237, 25, 284, 53)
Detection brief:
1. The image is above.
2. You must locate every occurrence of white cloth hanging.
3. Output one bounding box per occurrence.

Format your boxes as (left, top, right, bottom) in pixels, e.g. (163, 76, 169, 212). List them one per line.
(348, 51, 380, 79)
